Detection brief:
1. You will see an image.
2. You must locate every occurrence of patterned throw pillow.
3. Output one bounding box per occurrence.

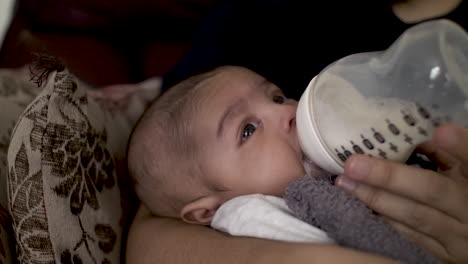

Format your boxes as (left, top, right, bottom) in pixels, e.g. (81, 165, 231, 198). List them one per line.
(7, 67, 154, 264)
(0, 68, 40, 264)
(0, 205, 13, 264)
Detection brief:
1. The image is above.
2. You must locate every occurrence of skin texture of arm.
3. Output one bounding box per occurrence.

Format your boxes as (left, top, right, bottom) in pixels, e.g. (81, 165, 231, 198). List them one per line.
(126, 206, 399, 264)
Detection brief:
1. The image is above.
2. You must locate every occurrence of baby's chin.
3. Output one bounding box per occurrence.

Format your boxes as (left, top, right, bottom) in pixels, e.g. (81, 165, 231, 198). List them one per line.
(301, 153, 332, 178)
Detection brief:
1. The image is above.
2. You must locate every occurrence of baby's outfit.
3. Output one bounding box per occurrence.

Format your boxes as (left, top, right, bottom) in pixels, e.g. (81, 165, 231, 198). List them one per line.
(211, 193, 333, 244)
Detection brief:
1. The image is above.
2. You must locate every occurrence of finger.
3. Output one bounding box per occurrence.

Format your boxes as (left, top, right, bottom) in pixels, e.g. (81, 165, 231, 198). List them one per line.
(336, 176, 459, 241)
(383, 218, 448, 262)
(432, 124, 468, 167)
(387, 216, 468, 264)
(342, 155, 468, 221)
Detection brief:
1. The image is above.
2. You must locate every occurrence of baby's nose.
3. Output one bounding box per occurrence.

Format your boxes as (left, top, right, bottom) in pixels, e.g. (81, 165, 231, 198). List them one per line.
(278, 107, 297, 134)
(287, 117, 296, 132)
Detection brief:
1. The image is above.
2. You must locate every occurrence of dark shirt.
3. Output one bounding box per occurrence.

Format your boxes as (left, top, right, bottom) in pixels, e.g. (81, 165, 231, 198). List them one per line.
(163, 0, 467, 100)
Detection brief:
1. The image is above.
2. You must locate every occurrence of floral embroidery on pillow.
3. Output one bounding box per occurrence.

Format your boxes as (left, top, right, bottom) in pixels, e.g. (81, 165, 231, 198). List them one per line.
(8, 70, 123, 264)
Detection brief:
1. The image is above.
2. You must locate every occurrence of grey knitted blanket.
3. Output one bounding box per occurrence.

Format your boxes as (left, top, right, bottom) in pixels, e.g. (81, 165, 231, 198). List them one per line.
(284, 174, 440, 264)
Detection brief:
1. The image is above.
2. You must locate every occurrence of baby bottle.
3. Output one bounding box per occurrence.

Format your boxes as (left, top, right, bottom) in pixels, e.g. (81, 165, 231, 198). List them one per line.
(296, 19, 468, 175)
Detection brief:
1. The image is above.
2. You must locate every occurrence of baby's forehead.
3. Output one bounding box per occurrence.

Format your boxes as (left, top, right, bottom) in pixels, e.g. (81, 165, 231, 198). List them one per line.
(209, 66, 254, 82)
(203, 66, 266, 95)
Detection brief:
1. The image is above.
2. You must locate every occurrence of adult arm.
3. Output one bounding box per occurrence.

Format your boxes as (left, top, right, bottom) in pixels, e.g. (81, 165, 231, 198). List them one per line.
(337, 124, 468, 263)
(126, 205, 398, 264)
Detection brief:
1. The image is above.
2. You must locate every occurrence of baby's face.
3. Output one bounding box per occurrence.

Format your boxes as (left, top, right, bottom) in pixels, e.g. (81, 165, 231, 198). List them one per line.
(196, 66, 307, 202)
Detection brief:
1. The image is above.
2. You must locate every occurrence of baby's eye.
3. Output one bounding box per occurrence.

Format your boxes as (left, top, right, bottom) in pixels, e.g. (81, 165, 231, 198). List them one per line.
(272, 94, 287, 104)
(241, 122, 258, 141)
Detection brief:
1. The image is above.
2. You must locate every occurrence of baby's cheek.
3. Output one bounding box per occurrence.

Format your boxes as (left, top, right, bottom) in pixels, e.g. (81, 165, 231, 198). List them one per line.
(284, 163, 306, 186)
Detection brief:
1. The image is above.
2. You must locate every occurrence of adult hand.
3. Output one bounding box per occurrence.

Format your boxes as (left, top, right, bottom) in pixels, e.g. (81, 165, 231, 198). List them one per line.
(336, 124, 468, 263)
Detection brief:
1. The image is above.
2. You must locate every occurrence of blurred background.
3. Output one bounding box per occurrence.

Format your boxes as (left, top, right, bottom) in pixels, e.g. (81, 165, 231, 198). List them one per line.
(0, 0, 218, 87)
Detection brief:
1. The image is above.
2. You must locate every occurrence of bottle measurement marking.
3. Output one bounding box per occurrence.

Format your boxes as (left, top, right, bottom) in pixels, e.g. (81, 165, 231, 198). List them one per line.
(341, 146, 353, 158)
(351, 141, 364, 154)
(335, 148, 347, 162)
(416, 104, 431, 119)
(386, 119, 400, 135)
(404, 134, 413, 145)
(334, 103, 440, 163)
(401, 110, 417, 126)
(417, 127, 428, 136)
(372, 128, 385, 143)
(378, 149, 388, 159)
(361, 134, 374, 150)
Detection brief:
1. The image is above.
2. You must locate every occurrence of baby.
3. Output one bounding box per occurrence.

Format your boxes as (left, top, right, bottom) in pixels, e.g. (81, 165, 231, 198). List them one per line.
(128, 65, 339, 242)
(127, 65, 317, 224)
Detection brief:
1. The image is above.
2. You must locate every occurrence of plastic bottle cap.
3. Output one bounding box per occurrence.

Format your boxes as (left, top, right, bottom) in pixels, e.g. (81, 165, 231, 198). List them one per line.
(296, 77, 344, 175)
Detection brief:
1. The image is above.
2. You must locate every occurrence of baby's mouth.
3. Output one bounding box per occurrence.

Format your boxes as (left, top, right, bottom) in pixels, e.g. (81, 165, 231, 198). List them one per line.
(301, 152, 312, 164)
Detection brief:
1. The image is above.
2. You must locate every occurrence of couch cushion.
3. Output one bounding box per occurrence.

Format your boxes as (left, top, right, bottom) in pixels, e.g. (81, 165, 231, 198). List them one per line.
(0, 68, 40, 264)
(6, 66, 151, 264)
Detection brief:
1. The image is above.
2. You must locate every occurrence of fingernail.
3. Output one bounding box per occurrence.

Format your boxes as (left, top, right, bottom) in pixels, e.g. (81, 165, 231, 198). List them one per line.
(336, 175, 358, 192)
(349, 156, 370, 180)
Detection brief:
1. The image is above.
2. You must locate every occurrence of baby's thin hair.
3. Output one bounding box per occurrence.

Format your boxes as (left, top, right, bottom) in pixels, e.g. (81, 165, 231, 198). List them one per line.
(127, 67, 222, 217)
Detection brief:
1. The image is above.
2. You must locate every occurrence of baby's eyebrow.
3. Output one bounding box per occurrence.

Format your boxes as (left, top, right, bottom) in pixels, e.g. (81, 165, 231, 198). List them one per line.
(217, 97, 246, 139)
(258, 78, 270, 91)
(258, 78, 280, 96)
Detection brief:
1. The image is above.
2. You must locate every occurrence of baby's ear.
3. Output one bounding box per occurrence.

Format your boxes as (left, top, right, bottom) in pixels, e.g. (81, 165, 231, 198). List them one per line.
(180, 196, 222, 225)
